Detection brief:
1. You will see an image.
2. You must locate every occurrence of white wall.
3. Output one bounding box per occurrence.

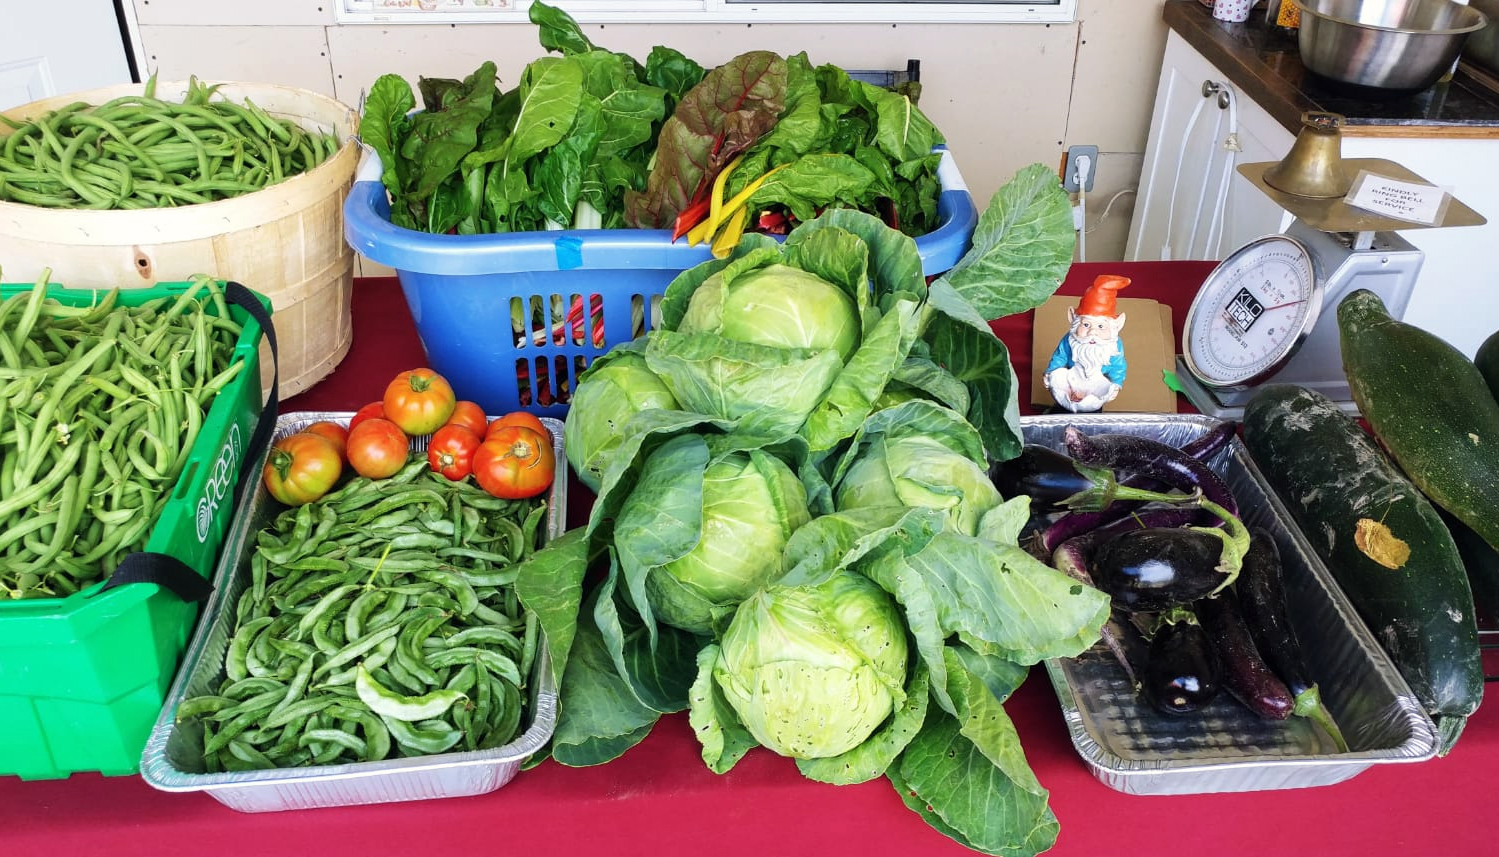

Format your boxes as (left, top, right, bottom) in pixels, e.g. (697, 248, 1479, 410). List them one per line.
(125, 0, 1167, 262)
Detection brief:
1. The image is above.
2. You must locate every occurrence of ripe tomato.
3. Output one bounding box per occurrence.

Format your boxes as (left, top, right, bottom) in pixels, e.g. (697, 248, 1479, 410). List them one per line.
(348, 400, 385, 433)
(473, 425, 556, 499)
(428, 424, 481, 481)
(262, 432, 343, 505)
(445, 400, 489, 436)
(302, 420, 349, 460)
(486, 410, 551, 442)
(346, 418, 410, 479)
(384, 368, 456, 436)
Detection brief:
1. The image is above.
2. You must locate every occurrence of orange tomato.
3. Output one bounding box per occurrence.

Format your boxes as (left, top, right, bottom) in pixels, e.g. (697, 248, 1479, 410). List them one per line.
(486, 410, 551, 443)
(301, 420, 349, 460)
(262, 432, 343, 505)
(473, 425, 556, 499)
(383, 368, 456, 436)
(346, 418, 409, 479)
(445, 400, 489, 436)
(348, 400, 386, 433)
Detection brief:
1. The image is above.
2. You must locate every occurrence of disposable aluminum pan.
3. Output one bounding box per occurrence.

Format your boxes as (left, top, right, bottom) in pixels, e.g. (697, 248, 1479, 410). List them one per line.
(1030, 413, 1438, 795)
(140, 411, 564, 812)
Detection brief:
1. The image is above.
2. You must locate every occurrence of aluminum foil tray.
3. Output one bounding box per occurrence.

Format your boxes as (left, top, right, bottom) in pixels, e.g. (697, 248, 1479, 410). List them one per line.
(1029, 413, 1438, 795)
(140, 411, 564, 812)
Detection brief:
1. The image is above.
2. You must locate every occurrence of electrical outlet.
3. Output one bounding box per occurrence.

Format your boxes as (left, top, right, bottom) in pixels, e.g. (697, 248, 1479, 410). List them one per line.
(1061, 144, 1099, 193)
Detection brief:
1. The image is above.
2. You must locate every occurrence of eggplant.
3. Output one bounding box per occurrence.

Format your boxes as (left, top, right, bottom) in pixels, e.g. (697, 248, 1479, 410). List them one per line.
(1237, 528, 1350, 751)
(989, 444, 1201, 513)
(1195, 589, 1294, 721)
(1091, 526, 1234, 612)
(1039, 422, 1238, 552)
(1141, 615, 1222, 715)
(1053, 533, 1144, 686)
(1063, 426, 1239, 518)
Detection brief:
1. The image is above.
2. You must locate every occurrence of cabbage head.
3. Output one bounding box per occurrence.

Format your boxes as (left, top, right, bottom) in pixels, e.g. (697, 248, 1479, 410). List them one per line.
(630, 447, 811, 635)
(831, 401, 1003, 537)
(564, 344, 680, 492)
(712, 571, 908, 759)
(678, 262, 861, 361)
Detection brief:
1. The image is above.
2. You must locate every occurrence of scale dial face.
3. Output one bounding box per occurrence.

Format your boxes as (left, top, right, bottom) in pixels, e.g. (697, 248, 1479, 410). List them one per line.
(1182, 234, 1322, 390)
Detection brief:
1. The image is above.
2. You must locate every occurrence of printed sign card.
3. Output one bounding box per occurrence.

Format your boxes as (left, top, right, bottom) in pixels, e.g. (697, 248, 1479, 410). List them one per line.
(1344, 169, 1452, 226)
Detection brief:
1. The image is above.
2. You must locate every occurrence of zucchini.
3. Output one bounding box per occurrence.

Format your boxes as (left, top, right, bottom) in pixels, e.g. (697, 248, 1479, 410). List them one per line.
(1476, 327, 1499, 402)
(1243, 383, 1482, 754)
(1338, 289, 1499, 556)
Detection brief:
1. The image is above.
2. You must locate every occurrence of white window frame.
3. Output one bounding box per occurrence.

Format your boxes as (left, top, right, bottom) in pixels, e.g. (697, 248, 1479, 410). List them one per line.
(336, 0, 1076, 26)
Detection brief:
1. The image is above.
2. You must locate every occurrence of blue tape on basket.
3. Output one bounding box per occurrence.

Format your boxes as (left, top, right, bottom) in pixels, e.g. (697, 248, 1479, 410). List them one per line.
(555, 236, 584, 270)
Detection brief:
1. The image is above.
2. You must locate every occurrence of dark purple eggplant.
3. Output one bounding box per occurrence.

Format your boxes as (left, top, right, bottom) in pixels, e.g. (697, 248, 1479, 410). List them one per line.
(1089, 494, 1250, 611)
(1141, 615, 1222, 715)
(1237, 527, 1349, 751)
(1195, 589, 1293, 721)
(1092, 527, 1231, 612)
(1053, 532, 1144, 686)
(989, 444, 1202, 513)
(991, 445, 1100, 510)
(1040, 422, 1238, 552)
(1063, 426, 1239, 518)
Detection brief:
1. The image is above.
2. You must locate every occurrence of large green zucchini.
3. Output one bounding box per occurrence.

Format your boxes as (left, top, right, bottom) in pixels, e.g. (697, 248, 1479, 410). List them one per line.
(1338, 289, 1499, 555)
(1476, 327, 1499, 402)
(1243, 383, 1482, 754)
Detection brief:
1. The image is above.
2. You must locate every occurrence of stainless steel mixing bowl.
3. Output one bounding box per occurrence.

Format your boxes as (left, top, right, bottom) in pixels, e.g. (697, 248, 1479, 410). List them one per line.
(1462, 0, 1499, 76)
(1295, 0, 1488, 92)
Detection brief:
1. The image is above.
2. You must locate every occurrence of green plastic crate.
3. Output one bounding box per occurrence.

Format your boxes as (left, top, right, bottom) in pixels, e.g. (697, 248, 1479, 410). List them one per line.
(0, 280, 269, 780)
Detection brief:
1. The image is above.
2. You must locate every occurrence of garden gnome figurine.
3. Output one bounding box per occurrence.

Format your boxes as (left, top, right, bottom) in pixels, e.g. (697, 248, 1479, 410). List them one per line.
(1044, 275, 1130, 413)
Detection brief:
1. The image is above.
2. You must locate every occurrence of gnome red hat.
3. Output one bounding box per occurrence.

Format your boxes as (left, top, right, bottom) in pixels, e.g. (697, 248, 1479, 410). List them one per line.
(1076, 275, 1130, 317)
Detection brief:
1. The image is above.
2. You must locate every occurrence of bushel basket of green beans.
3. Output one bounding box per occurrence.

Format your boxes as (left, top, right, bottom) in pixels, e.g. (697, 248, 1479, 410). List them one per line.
(0, 75, 341, 210)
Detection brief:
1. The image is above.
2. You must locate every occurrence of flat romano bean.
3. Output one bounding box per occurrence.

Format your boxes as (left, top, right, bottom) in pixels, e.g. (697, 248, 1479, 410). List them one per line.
(382, 715, 462, 755)
(224, 616, 274, 682)
(312, 622, 403, 682)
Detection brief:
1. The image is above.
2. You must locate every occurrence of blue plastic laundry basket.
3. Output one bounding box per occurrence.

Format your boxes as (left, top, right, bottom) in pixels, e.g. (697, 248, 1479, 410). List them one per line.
(343, 149, 978, 418)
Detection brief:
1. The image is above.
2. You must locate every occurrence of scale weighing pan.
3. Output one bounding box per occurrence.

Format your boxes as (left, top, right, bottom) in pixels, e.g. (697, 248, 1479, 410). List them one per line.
(1176, 143, 1486, 419)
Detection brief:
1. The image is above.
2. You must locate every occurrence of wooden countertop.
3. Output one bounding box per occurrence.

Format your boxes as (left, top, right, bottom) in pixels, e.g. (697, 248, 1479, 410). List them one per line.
(1163, 0, 1499, 139)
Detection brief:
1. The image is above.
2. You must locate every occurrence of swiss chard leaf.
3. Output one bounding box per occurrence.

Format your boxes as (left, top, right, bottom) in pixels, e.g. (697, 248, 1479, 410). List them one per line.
(645, 46, 706, 104)
(742, 154, 877, 227)
(532, 96, 604, 227)
(359, 74, 415, 199)
(575, 50, 668, 158)
(399, 61, 496, 209)
(530, 0, 598, 55)
(625, 50, 788, 229)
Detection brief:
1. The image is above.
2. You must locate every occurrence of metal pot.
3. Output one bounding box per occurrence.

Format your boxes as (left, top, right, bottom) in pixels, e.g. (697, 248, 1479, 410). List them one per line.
(1462, 0, 1499, 75)
(1295, 0, 1488, 92)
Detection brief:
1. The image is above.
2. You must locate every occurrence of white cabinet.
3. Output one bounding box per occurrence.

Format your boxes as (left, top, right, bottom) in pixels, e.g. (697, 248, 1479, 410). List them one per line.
(1126, 31, 1295, 264)
(1127, 30, 1499, 358)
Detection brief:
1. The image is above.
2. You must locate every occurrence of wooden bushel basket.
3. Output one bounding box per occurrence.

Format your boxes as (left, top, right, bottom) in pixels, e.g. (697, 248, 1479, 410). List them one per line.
(0, 81, 361, 397)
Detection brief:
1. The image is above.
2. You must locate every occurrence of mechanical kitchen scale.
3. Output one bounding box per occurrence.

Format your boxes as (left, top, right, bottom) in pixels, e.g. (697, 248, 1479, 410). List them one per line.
(1176, 112, 1487, 418)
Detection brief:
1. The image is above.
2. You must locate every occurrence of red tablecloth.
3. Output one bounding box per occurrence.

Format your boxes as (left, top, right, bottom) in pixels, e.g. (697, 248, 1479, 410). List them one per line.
(5, 261, 1495, 857)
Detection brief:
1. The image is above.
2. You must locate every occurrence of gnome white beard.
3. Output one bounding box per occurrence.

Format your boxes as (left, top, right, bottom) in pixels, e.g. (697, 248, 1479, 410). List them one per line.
(1069, 336, 1117, 376)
